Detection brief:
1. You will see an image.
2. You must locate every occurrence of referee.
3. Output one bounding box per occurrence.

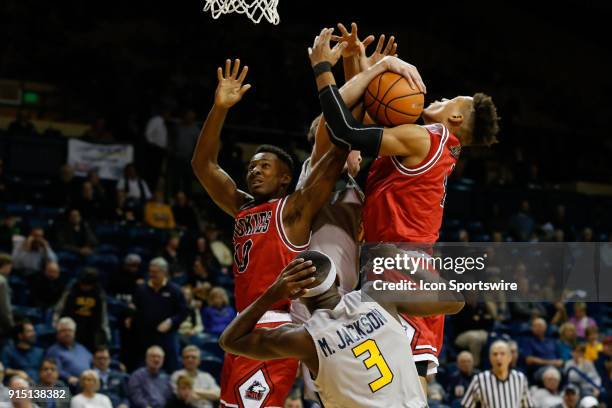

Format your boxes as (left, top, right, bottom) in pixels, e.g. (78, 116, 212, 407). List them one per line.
(462, 340, 533, 408)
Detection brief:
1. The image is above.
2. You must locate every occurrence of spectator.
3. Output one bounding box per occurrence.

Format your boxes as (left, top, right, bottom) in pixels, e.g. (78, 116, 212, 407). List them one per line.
(128, 346, 172, 408)
(171, 110, 199, 193)
(116, 163, 152, 207)
(524, 318, 564, 373)
(55, 268, 109, 352)
(165, 375, 195, 408)
(112, 190, 139, 223)
(509, 199, 535, 241)
(50, 164, 79, 207)
(192, 237, 221, 276)
(531, 366, 563, 408)
(8, 376, 37, 408)
(509, 340, 520, 370)
(189, 258, 213, 301)
(584, 326, 602, 362)
(462, 340, 533, 407)
(132, 258, 188, 372)
(0, 362, 9, 403)
(143, 110, 170, 189)
(145, 190, 176, 230)
(558, 322, 579, 361)
(550, 301, 569, 326)
(109, 253, 144, 302)
(453, 290, 495, 366)
(283, 393, 303, 408)
(171, 192, 199, 230)
(594, 336, 611, 394)
(170, 346, 220, 408)
(29, 261, 67, 309)
(509, 273, 547, 322)
(45, 317, 93, 387)
(74, 181, 107, 222)
(36, 358, 71, 408)
(160, 235, 186, 279)
(564, 344, 601, 396)
(86, 170, 109, 207)
(446, 351, 477, 404)
(0, 253, 14, 341)
(427, 375, 446, 404)
(559, 384, 581, 408)
(568, 303, 597, 338)
(56, 209, 98, 257)
(92, 346, 129, 408)
(1, 321, 44, 382)
(200, 287, 235, 337)
(11, 227, 57, 275)
(70, 370, 112, 408)
(178, 287, 204, 342)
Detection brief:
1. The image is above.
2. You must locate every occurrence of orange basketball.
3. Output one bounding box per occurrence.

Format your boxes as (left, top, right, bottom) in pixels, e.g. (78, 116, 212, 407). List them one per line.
(364, 71, 424, 126)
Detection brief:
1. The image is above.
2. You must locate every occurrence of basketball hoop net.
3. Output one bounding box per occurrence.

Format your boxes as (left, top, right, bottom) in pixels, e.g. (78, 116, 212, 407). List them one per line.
(203, 0, 280, 25)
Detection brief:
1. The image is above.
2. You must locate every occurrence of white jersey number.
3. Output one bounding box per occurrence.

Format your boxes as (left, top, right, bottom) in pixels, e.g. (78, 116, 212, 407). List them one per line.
(352, 339, 394, 393)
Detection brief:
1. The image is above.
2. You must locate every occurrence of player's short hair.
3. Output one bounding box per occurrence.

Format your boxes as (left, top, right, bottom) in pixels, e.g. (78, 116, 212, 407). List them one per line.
(470, 93, 500, 146)
(254, 144, 294, 173)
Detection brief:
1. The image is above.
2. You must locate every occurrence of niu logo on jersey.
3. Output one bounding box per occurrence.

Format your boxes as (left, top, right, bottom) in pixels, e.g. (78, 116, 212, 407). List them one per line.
(234, 211, 272, 238)
(449, 145, 461, 160)
(244, 380, 267, 401)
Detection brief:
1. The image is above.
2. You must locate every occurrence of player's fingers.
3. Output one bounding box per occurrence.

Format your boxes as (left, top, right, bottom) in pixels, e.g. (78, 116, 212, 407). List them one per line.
(295, 276, 317, 288)
(362, 35, 375, 48)
(287, 266, 317, 282)
(231, 59, 241, 78)
(285, 260, 313, 276)
(351, 22, 358, 36)
(384, 36, 395, 55)
(224, 59, 231, 78)
(239, 84, 251, 95)
(238, 65, 249, 83)
(337, 23, 349, 36)
(391, 43, 398, 55)
(330, 35, 342, 43)
(217, 67, 223, 82)
(411, 68, 426, 93)
(375, 35, 385, 53)
(290, 288, 308, 300)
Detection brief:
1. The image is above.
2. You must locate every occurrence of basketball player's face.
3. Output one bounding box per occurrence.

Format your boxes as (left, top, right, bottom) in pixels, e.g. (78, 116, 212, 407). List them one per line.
(247, 152, 290, 198)
(422, 96, 473, 123)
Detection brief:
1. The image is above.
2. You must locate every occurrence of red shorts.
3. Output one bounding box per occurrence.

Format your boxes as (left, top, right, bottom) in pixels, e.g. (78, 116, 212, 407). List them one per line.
(220, 322, 299, 408)
(399, 314, 444, 375)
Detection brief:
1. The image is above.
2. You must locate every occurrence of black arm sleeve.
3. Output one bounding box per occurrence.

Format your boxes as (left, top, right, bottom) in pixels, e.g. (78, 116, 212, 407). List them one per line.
(318, 85, 384, 156)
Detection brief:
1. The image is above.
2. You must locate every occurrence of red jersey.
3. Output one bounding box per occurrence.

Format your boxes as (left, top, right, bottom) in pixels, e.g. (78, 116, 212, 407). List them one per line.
(363, 124, 461, 243)
(232, 196, 309, 313)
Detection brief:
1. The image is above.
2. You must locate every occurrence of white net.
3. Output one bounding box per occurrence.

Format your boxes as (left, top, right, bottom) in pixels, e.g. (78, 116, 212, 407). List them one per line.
(203, 0, 280, 25)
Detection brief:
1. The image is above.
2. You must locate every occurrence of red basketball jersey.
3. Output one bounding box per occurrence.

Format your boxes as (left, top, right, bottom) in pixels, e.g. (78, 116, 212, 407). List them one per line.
(232, 196, 309, 313)
(363, 124, 461, 244)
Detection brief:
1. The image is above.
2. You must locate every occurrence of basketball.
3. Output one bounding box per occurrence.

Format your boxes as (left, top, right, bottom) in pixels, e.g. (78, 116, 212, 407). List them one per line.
(364, 71, 424, 127)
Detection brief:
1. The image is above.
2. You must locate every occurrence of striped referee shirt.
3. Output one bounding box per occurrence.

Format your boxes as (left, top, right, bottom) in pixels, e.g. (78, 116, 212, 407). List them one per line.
(461, 369, 533, 408)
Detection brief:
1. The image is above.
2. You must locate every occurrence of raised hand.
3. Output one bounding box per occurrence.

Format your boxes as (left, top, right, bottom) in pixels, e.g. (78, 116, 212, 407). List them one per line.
(308, 28, 348, 67)
(381, 55, 427, 94)
(360, 34, 398, 71)
(215, 59, 251, 109)
(266, 258, 316, 300)
(331, 22, 375, 58)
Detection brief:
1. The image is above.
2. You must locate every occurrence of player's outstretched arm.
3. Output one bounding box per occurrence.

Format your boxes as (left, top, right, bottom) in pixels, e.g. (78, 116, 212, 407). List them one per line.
(309, 29, 430, 158)
(219, 259, 317, 362)
(191, 59, 252, 217)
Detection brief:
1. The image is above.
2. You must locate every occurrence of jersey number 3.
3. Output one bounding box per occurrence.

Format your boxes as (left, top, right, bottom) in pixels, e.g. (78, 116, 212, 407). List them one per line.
(352, 339, 393, 393)
(234, 239, 253, 273)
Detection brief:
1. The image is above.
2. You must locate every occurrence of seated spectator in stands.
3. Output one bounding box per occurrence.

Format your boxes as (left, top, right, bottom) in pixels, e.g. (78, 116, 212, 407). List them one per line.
(205, 227, 232, 269)
(564, 343, 601, 396)
(46, 317, 93, 387)
(193, 237, 221, 277)
(92, 346, 129, 408)
(427, 375, 446, 404)
(56, 209, 98, 257)
(568, 302, 597, 338)
(55, 268, 109, 352)
(70, 370, 112, 408)
(36, 358, 71, 408)
(1, 321, 44, 382)
(8, 376, 37, 408)
(550, 300, 569, 326)
(594, 336, 611, 394)
(29, 261, 67, 310)
(160, 235, 186, 279)
(116, 163, 152, 208)
(128, 346, 172, 408)
(86, 170, 109, 206)
(11, 227, 58, 275)
(558, 322, 579, 361)
(172, 192, 199, 230)
(109, 253, 143, 303)
(50, 164, 79, 207)
(509, 274, 547, 322)
(132, 258, 188, 373)
(112, 190, 139, 223)
(509, 340, 521, 370)
(165, 375, 196, 408)
(283, 393, 303, 408)
(0, 253, 14, 342)
(8, 111, 36, 137)
(584, 326, 602, 362)
(531, 366, 563, 408)
(145, 190, 176, 230)
(201, 287, 235, 337)
(170, 346, 220, 408)
(524, 318, 564, 374)
(74, 181, 107, 222)
(189, 257, 214, 300)
(446, 351, 477, 404)
(560, 384, 581, 408)
(178, 287, 204, 343)
(509, 200, 535, 241)
(453, 290, 495, 366)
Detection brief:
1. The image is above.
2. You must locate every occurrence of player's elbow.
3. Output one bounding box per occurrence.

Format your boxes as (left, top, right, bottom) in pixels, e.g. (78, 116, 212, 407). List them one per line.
(218, 331, 234, 353)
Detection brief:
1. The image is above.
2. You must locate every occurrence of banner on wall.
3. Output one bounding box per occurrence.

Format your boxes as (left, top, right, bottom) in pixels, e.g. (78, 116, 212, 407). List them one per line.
(68, 139, 134, 180)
